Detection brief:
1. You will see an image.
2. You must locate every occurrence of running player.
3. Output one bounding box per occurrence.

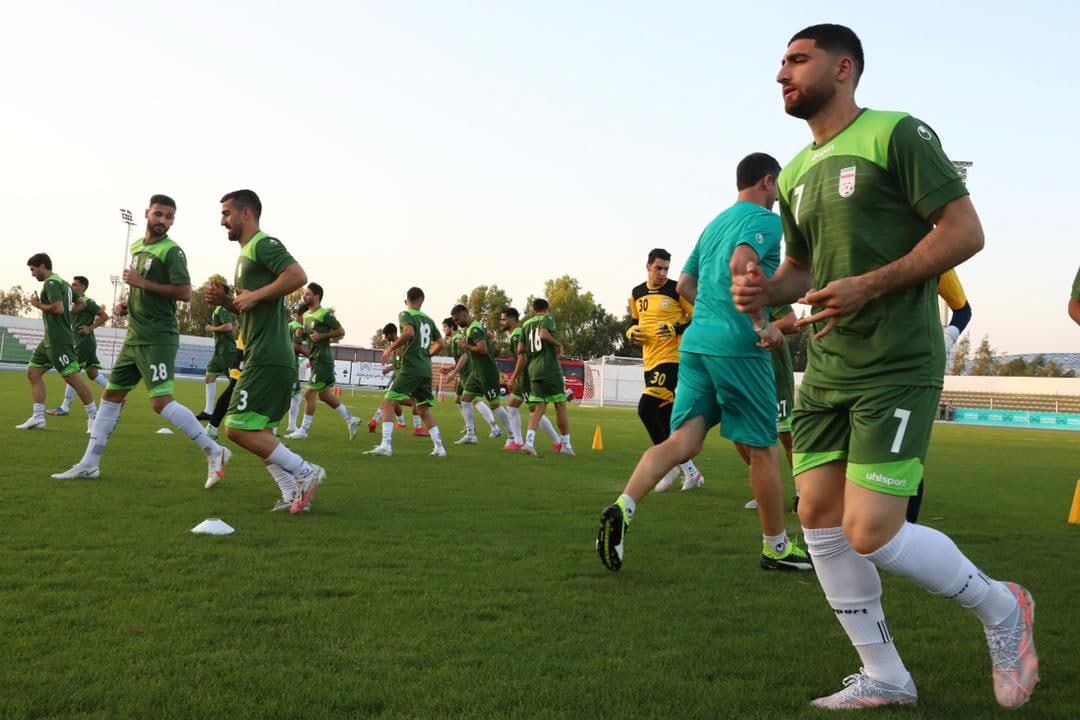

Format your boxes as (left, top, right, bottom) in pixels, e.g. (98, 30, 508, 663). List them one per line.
(501, 307, 563, 451)
(368, 323, 424, 434)
(197, 295, 237, 421)
(285, 303, 307, 435)
(48, 275, 110, 425)
(443, 316, 501, 439)
(52, 195, 229, 487)
(732, 24, 1036, 709)
(519, 298, 573, 456)
(450, 304, 510, 445)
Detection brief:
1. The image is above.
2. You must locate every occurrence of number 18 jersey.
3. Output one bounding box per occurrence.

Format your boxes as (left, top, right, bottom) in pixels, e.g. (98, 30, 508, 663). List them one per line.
(398, 308, 440, 378)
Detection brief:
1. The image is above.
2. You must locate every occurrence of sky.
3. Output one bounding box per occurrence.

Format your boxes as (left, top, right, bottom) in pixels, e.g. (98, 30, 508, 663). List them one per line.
(2, 1, 1077, 354)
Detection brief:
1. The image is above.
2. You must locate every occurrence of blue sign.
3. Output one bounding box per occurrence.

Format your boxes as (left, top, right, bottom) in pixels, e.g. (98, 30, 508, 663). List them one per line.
(953, 408, 1080, 431)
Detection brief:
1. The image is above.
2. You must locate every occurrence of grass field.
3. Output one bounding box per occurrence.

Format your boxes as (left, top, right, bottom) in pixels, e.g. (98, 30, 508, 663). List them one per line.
(0, 370, 1077, 719)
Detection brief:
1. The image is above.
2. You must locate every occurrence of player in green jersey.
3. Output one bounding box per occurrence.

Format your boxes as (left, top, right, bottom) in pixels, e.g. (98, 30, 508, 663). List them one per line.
(52, 195, 230, 489)
(205, 189, 325, 512)
(365, 287, 447, 457)
(731, 25, 1036, 710)
(197, 302, 237, 420)
(366, 322, 424, 434)
(48, 274, 110, 423)
(597, 154, 811, 576)
(1069, 266, 1080, 326)
(499, 307, 562, 452)
(285, 283, 361, 440)
(285, 304, 308, 435)
(18, 254, 97, 431)
(442, 318, 500, 438)
(449, 304, 510, 445)
(519, 298, 573, 456)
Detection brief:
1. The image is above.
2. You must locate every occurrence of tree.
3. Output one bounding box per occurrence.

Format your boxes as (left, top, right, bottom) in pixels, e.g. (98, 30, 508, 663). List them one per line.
(613, 305, 642, 358)
(454, 284, 514, 356)
(176, 283, 214, 336)
(948, 334, 970, 375)
(969, 334, 998, 376)
(0, 285, 31, 317)
(370, 327, 391, 349)
(529, 276, 622, 358)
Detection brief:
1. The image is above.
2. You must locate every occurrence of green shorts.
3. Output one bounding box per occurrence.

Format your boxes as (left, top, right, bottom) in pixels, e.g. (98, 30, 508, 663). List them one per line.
(791, 383, 941, 496)
(670, 351, 776, 448)
(463, 369, 502, 404)
(511, 368, 531, 400)
(225, 364, 296, 431)
(29, 340, 81, 377)
(777, 389, 793, 434)
(386, 372, 434, 406)
(75, 339, 101, 370)
(529, 374, 566, 404)
(206, 352, 232, 375)
(454, 377, 465, 398)
(307, 360, 336, 391)
(108, 342, 177, 397)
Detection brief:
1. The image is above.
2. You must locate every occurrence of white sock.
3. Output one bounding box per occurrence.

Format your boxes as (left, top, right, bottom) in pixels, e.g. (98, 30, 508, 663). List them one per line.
(93, 373, 108, 388)
(507, 406, 523, 444)
(539, 415, 560, 442)
(864, 521, 1018, 627)
(382, 421, 394, 448)
(301, 413, 313, 431)
(334, 403, 352, 423)
(560, 433, 572, 448)
(803, 526, 910, 688)
(266, 463, 297, 500)
(160, 401, 219, 455)
(430, 426, 443, 450)
(618, 493, 636, 520)
(288, 393, 303, 429)
(84, 400, 97, 419)
(457, 404, 468, 426)
(461, 403, 475, 434)
(493, 406, 510, 434)
(32, 402, 45, 419)
(79, 399, 122, 468)
(373, 408, 383, 422)
(61, 384, 76, 412)
(413, 414, 422, 429)
(680, 460, 700, 478)
(476, 401, 496, 429)
(204, 382, 216, 414)
(763, 531, 789, 556)
(525, 429, 536, 448)
(396, 414, 406, 425)
(266, 443, 312, 477)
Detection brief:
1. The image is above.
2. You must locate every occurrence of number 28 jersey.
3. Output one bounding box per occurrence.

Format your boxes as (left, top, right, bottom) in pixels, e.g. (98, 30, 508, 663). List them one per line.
(398, 308, 440, 378)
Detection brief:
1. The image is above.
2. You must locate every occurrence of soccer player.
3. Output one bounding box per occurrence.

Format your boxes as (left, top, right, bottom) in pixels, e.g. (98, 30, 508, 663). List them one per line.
(285, 283, 361, 440)
(365, 287, 447, 457)
(18, 255, 97, 431)
(197, 293, 237, 421)
(48, 275, 110, 424)
(285, 303, 307, 435)
(519, 298, 574, 456)
(596, 153, 812, 575)
(367, 323, 423, 434)
(1070, 266, 1080, 326)
(450, 304, 511, 445)
(731, 25, 1036, 709)
(205, 189, 325, 511)
(626, 248, 703, 491)
(501, 308, 563, 451)
(52, 195, 229, 488)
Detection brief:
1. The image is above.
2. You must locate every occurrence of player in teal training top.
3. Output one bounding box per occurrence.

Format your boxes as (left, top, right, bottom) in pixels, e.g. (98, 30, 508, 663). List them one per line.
(519, 298, 573, 456)
(731, 24, 1037, 710)
(597, 153, 811, 575)
(18, 254, 98, 431)
(52, 195, 229, 488)
(48, 274, 110, 422)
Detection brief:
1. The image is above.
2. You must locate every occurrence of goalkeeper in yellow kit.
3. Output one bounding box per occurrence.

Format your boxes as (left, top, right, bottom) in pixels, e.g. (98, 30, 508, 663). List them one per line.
(626, 248, 703, 491)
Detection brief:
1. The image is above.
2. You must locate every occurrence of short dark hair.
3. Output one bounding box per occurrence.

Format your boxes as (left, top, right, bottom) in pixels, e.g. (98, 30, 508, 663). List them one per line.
(27, 253, 51, 270)
(382, 323, 397, 336)
(532, 298, 549, 312)
(502, 307, 519, 320)
(789, 24, 864, 81)
(406, 287, 425, 303)
(450, 304, 468, 316)
(72, 275, 89, 288)
(736, 152, 782, 190)
(307, 282, 324, 300)
(149, 194, 176, 209)
(296, 303, 308, 316)
(647, 249, 671, 264)
(220, 189, 262, 219)
(442, 317, 456, 330)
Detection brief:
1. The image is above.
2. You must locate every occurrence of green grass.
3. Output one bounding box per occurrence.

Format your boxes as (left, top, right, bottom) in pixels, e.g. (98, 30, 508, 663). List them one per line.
(0, 371, 1077, 719)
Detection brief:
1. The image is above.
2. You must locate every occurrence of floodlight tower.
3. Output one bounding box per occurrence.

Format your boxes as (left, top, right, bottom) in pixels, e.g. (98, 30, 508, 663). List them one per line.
(111, 208, 137, 324)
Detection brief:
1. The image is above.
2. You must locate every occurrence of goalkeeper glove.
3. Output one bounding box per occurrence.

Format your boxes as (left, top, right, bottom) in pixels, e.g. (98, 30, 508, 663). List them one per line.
(626, 325, 647, 344)
(655, 321, 675, 339)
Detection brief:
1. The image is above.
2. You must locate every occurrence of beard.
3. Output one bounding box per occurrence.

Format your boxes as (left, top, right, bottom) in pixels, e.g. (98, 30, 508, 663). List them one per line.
(148, 223, 168, 238)
(784, 80, 835, 120)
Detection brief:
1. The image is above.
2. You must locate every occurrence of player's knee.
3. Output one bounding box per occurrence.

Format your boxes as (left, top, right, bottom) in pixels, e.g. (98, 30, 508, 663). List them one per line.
(796, 492, 841, 529)
(842, 513, 899, 555)
(149, 396, 172, 414)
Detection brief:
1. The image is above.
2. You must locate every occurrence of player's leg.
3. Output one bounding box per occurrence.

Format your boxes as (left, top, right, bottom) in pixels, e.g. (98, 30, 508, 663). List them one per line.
(201, 370, 218, 419)
(905, 479, 924, 523)
(553, 400, 573, 454)
(412, 382, 444, 455)
(318, 386, 359, 438)
(641, 393, 679, 491)
(367, 374, 419, 455)
(503, 395, 524, 449)
(456, 377, 481, 442)
(288, 387, 319, 439)
(207, 375, 238, 438)
(18, 351, 49, 429)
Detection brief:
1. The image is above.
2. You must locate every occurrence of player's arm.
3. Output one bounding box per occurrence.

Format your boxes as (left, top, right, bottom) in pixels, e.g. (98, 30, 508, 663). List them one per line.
(675, 273, 698, 304)
(675, 295, 693, 334)
(381, 320, 413, 364)
(729, 244, 771, 334)
(311, 319, 345, 344)
(234, 263, 306, 313)
(92, 303, 109, 329)
(465, 333, 490, 356)
(537, 327, 563, 357)
(507, 338, 526, 386)
(31, 296, 65, 314)
(205, 320, 237, 332)
(428, 339, 443, 356)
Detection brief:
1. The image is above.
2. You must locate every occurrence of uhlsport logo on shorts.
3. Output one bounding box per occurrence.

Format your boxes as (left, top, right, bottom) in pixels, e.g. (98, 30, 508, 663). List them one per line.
(865, 471, 906, 488)
(838, 166, 856, 198)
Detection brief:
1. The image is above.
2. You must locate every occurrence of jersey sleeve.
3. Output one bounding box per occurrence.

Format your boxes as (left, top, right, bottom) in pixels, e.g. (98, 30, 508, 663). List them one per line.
(543, 314, 556, 335)
(220, 307, 237, 324)
(629, 295, 640, 322)
(42, 279, 61, 304)
(165, 247, 191, 286)
(888, 116, 969, 221)
(323, 311, 341, 331)
(937, 269, 967, 310)
(778, 197, 808, 262)
(682, 239, 701, 277)
(735, 212, 782, 261)
(430, 320, 442, 342)
(398, 311, 412, 333)
(85, 298, 100, 316)
(467, 324, 484, 345)
(255, 237, 298, 276)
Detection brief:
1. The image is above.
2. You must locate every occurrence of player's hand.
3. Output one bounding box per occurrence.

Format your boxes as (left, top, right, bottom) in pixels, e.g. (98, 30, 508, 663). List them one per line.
(625, 325, 647, 345)
(555, 343, 564, 359)
(655, 322, 675, 339)
(78, 325, 92, 336)
(796, 276, 872, 340)
(310, 331, 322, 343)
(205, 283, 229, 307)
(29, 292, 41, 309)
(122, 268, 146, 289)
(380, 348, 393, 364)
(755, 323, 784, 349)
(232, 289, 258, 313)
(731, 261, 769, 314)
(114, 301, 128, 318)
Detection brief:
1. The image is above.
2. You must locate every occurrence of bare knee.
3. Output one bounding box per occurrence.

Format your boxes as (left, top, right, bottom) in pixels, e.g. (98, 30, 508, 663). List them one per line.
(149, 396, 172, 414)
(796, 490, 843, 529)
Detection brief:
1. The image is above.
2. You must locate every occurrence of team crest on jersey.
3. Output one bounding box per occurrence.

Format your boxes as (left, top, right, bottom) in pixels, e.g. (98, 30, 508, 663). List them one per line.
(838, 166, 856, 198)
(661, 298, 670, 309)
(143, 257, 153, 273)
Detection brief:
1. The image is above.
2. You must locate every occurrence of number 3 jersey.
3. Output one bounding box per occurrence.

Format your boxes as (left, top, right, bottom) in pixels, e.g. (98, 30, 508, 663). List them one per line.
(398, 308, 441, 378)
(778, 109, 969, 389)
(233, 231, 298, 368)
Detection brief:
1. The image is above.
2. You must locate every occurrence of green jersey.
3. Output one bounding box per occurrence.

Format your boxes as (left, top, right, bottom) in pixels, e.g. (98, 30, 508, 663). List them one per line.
(288, 320, 304, 365)
(303, 306, 341, 367)
(465, 320, 498, 376)
(398, 308, 440, 378)
(233, 231, 298, 368)
(210, 305, 237, 357)
(769, 305, 795, 407)
(521, 313, 562, 383)
(778, 109, 968, 389)
(449, 330, 469, 370)
(40, 274, 75, 349)
(72, 295, 100, 347)
(126, 235, 190, 346)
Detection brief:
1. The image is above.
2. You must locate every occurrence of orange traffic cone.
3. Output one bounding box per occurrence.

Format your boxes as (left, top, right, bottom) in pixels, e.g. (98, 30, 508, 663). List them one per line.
(1068, 479, 1080, 524)
(592, 425, 603, 451)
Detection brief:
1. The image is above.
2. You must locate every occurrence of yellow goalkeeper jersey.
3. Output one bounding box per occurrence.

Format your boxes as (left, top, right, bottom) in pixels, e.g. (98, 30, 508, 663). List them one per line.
(629, 279, 693, 370)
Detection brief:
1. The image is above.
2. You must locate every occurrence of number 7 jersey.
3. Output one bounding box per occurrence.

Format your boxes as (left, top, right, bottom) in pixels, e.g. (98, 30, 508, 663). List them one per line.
(778, 109, 968, 389)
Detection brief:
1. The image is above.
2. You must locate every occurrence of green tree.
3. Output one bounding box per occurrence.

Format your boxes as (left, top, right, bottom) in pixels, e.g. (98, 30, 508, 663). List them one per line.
(0, 285, 31, 316)
(371, 327, 391, 349)
(528, 276, 621, 358)
(969, 334, 998, 376)
(176, 283, 214, 336)
(457, 284, 514, 356)
(614, 305, 642, 358)
(948, 334, 970, 375)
